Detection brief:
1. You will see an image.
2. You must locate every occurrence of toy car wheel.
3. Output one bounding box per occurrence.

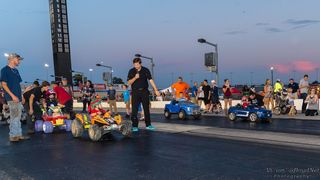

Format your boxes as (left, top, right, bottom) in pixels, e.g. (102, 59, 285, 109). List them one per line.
(281, 107, 289, 114)
(273, 107, 281, 115)
(249, 113, 258, 122)
(65, 120, 72, 131)
(71, 118, 84, 138)
(228, 113, 236, 121)
(43, 121, 54, 133)
(88, 124, 102, 141)
(164, 109, 171, 119)
(193, 114, 201, 120)
(120, 121, 132, 137)
(178, 110, 186, 120)
(34, 120, 43, 132)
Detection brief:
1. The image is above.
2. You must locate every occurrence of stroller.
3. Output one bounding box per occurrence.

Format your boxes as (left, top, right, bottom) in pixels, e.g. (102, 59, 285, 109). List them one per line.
(273, 89, 297, 115)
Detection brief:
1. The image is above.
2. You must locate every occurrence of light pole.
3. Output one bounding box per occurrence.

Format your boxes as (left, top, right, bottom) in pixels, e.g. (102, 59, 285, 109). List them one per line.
(190, 72, 194, 85)
(250, 72, 253, 85)
(89, 69, 93, 81)
(171, 72, 174, 85)
(270, 67, 274, 86)
(44, 63, 49, 81)
(96, 63, 113, 84)
(316, 68, 319, 82)
(198, 38, 219, 86)
(135, 54, 155, 81)
(293, 70, 296, 80)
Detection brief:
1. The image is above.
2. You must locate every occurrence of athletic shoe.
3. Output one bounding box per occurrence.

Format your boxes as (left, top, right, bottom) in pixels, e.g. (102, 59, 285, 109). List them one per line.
(9, 136, 19, 142)
(18, 136, 30, 140)
(139, 117, 145, 121)
(132, 127, 139, 132)
(146, 125, 156, 131)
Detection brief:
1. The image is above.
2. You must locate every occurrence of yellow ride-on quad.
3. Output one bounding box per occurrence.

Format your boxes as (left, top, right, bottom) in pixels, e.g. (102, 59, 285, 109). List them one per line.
(71, 98, 132, 141)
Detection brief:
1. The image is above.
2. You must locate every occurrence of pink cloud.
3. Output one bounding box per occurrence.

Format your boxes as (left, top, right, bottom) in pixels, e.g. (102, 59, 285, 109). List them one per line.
(270, 60, 319, 74)
(271, 64, 290, 73)
(292, 60, 318, 72)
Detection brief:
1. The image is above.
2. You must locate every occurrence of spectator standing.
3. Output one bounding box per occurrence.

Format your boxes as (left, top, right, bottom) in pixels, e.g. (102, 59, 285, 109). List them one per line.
(122, 84, 130, 118)
(274, 79, 283, 95)
(223, 79, 233, 115)
(209, 80, 219, 112)
(299, 75, 309, 113)
(81, 80, 95, 113)
(202, 80, 211, 112)
(107, 84, 117, 114)
(288, 78, 299, 99)
(197, 82, 204, 107)
(0, 53, 29, 142)
(263, 79, 274, 110)
(62, 78, 73, 97)
(191, 82, 198, 104)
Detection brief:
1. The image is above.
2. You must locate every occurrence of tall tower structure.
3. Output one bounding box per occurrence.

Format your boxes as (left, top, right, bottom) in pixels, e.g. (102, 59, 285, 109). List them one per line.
(49, 0, 72, 84)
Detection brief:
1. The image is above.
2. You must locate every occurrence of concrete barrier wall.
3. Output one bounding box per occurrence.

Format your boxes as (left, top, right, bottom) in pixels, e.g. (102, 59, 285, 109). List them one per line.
(73, 99, 319, 111)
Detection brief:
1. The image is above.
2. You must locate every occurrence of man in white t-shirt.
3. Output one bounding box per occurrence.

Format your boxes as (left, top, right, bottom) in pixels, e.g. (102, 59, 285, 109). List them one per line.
(299, 74, 309, 113)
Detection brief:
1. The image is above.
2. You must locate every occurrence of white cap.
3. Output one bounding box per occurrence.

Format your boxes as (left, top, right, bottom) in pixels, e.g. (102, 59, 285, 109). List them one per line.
(211, 80, 216, 84)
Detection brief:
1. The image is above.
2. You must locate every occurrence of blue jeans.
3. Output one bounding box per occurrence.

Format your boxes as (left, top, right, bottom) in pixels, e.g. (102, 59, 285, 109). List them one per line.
(7, 101, 22, 138)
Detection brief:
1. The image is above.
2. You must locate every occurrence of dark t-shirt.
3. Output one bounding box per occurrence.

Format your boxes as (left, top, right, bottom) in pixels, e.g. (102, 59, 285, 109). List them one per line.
(210, 86, 219, 102)
(23, 87, 43, 104)
(0, 65, 22, 101)
(288, 82, 299, 93)
(127, 66, 152, 90)
(107, 89, 116, 100)
(202, 85, 211, 98)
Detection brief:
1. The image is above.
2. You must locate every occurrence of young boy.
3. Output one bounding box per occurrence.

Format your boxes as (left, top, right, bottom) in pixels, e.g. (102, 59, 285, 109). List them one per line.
(122, 84, 130, 118)
(107, 84, 117, 114)
(287, 88, 296, 116)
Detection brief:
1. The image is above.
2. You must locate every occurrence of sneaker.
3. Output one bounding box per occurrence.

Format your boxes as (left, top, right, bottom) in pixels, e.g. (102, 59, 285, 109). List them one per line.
(139, 117, 145, 121)
(9, 136, 20, 142)
(132, 127, 139, 132)
(146, 125, 156, 131)
(18, 136, 30, 140)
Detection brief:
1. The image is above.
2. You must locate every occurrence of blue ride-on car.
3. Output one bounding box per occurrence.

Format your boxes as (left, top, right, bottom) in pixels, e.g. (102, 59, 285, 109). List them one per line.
(228, 104, 272, 122)
(164, 100, 201, 120)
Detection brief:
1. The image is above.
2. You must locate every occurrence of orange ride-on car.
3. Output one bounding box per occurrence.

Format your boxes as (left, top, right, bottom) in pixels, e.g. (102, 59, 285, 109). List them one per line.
(71, 111, 132, 141)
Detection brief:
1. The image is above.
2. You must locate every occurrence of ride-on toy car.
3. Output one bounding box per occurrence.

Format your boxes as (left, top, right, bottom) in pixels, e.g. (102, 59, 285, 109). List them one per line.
(34, 105, 72, 133)
(164, 100, 201, 120)
(228, 104, 272, 122)
(71, 111, 132, 141)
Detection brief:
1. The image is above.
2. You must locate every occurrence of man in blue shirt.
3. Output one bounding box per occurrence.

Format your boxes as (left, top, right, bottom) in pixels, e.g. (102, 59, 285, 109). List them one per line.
(191, 82, 198, 104)
(0, 53, 29, 142)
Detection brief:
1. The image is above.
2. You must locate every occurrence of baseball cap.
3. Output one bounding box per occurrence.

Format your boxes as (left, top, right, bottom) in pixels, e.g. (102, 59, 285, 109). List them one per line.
(211, 80, 216, 84)
(276, 79, 281, 82)
(7, 53, 24, 60)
